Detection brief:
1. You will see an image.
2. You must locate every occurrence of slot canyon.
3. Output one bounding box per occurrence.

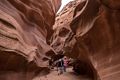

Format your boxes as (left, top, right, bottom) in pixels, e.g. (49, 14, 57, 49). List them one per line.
(0, 0, 120, 80)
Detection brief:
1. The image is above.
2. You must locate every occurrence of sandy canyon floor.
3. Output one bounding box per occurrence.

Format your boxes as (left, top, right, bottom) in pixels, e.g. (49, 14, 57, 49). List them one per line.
(33, 67, 91, 80)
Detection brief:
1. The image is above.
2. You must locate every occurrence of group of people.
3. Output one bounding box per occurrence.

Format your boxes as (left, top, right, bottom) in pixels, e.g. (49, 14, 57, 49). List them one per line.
(56, 56, 68, 75)
(49, 56, 69, 75)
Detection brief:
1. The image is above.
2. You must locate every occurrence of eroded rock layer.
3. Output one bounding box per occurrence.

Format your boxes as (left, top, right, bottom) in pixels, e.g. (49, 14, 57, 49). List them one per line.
(51, 0, 120, 80)
(0, 0, 61, 80)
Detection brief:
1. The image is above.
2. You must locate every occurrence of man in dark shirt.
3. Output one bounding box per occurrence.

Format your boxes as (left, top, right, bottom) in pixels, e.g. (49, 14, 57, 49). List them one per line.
(57, 58, 64, 75)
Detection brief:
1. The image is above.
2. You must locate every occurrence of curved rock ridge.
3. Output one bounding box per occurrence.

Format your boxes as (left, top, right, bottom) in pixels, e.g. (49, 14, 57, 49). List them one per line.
(51, 0, 85, 53)
(0, 0, 61, 80)
(51, 0, 120, 80)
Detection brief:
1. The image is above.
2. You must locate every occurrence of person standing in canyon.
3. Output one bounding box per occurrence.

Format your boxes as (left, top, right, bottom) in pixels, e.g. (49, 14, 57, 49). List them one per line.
(63, 56, 69, 72)
(57, 58, 64, 75)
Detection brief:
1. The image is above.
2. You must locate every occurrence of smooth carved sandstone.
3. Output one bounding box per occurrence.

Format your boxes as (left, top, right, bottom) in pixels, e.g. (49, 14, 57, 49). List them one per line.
(51, 0, 120, 80)
(0, 0, 61, 80)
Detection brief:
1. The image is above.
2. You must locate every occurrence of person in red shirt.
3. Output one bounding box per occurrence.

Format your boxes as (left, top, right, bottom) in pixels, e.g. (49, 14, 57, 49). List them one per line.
(63, 56, 68, 72)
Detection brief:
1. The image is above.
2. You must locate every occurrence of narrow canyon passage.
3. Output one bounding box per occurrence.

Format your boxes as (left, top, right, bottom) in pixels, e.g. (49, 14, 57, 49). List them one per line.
(0, 0, 120, 80)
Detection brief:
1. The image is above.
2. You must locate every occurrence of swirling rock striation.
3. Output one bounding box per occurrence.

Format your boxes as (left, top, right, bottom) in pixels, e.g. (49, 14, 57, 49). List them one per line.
(51, 0, 120, 80)
(0, 0, 61, 80)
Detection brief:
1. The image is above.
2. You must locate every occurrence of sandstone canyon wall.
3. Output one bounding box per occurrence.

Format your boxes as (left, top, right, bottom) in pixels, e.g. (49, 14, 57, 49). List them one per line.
(51, 0, 120, 80)
(0, 0, 61, 80)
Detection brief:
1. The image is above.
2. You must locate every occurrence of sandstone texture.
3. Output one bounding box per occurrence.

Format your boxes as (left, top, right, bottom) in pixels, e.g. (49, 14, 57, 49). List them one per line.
(51, 0, 120, 80)
(0, 0, 61, 80)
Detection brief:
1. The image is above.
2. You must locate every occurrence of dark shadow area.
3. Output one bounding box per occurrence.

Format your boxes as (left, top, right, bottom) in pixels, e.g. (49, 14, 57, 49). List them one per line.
(0, 50, 50, 80)
(72, 59, 100, 80)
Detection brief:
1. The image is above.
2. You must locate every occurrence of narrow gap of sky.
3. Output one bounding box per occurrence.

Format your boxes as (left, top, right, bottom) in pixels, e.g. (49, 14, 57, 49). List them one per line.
(57, 0, 74, 13)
